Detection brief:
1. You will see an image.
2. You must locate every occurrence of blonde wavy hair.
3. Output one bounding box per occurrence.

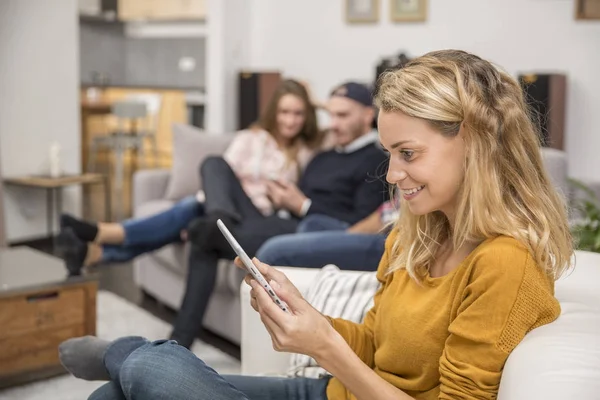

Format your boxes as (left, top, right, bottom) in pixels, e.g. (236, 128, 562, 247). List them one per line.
(374, 50, 573, 281)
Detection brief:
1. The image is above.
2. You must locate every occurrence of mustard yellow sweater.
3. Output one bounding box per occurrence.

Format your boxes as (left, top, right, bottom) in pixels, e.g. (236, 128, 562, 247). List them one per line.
(327, 230, 560, 400)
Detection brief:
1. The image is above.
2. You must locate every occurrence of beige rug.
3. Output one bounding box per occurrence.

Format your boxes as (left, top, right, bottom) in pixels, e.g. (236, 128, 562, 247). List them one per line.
(0, 290, 241, 400)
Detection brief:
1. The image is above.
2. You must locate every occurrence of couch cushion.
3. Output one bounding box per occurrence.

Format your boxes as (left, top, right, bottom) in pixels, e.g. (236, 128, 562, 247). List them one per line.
(164, 124, 233, 201)
(132, 199, 188, 275)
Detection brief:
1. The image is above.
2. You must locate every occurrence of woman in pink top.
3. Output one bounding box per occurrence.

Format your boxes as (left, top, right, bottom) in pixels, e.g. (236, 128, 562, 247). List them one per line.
(57, 79, 323, 280)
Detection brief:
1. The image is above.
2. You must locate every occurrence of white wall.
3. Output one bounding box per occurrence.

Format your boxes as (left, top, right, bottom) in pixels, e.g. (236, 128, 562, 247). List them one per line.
(246, 0, 600, 180)
(205, 0, 251, 133)
(0, 0, 81, 242)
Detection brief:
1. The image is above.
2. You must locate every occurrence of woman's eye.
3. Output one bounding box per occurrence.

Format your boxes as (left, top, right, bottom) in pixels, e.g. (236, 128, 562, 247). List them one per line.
(400, 150, 414, 161)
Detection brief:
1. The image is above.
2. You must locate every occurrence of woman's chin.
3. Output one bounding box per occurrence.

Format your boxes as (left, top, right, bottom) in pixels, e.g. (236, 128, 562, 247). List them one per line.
(406, 202, 432, 216)
(279, 129, 300, 139)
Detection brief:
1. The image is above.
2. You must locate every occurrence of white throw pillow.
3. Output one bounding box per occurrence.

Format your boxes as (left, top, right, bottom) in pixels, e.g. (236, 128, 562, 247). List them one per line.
(164, 124, 232, 200)
(164, 124, 205, 200)
(287, 265, 380, 378)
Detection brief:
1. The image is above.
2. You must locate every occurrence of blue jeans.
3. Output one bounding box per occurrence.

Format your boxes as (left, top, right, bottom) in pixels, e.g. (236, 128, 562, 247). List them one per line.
(296, 214, 349, 233)
(89, 337, 330, 400)
(257, 231, 385, 271)
(102, 196, 203, 263)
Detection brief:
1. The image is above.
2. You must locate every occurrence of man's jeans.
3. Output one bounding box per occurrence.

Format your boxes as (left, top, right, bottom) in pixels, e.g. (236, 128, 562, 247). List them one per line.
(89, 336, 329, 400)
(257, 231, 385, 271)
(296, 214, 350, 233)
(102, 196, 202, 263)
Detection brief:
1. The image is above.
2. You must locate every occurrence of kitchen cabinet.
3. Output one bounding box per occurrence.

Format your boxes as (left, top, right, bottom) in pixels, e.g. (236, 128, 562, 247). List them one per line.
(118, 0, 206, 21)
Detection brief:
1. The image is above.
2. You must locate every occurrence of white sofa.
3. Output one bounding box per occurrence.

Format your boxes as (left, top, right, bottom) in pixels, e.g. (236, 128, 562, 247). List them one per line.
(240, 251, 600, 399)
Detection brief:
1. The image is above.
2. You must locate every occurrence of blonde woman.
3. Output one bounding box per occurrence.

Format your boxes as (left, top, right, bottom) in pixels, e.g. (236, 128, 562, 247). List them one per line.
(59, 50, 572, 400)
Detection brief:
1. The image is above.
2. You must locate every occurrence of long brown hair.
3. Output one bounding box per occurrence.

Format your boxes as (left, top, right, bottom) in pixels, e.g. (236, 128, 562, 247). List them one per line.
(374, 49, 573, 281)
(255, 79, 322, 150)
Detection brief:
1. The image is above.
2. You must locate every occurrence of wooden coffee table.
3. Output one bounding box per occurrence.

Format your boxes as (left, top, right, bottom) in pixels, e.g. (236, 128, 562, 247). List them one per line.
(0, 247, 98, 388)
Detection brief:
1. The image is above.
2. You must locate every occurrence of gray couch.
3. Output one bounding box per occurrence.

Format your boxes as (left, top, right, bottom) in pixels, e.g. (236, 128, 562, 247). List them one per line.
(131, 133, 574, 346)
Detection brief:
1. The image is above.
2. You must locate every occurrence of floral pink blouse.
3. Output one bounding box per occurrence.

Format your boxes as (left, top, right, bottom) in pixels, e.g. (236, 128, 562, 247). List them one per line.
(222, 129, 316, 216)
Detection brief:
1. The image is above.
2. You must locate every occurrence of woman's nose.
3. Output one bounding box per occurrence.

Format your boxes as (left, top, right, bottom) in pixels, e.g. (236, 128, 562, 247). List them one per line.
(386, 161, 407, 185)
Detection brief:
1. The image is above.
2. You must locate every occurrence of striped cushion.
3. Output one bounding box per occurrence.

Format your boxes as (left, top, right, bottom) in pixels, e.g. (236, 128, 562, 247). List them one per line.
(287, 264, 380, 378)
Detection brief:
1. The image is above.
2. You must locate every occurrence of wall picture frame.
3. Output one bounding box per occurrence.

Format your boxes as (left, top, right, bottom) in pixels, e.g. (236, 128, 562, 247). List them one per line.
(346, 0, 380, 23)
(390, 0, 427, 22)
(576, 0, 600, 20)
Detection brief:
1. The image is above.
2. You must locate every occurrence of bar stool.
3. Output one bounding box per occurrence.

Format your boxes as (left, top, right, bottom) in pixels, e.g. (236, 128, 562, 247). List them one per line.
(88, 100, 147, 219)
(125, 92, 162, 167)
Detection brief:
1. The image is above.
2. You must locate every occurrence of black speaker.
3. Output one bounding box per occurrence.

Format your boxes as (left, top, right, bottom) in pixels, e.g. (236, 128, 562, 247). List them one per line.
(238, 71, 282, 130)
(518, 74, 567, 150)
(375, 52, 411, 84)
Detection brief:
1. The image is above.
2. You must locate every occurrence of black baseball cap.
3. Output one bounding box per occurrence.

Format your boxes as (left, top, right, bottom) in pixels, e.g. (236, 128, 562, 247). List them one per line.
(329, 82, 373, 107)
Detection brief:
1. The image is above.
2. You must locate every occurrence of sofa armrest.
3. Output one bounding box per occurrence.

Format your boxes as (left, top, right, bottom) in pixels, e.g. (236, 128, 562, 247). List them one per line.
(240, 267, 322, 376)
(132, 169, 171, 210)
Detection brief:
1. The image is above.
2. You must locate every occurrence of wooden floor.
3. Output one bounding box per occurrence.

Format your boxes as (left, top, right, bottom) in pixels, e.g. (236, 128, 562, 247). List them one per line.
(15, 237, 241, 360)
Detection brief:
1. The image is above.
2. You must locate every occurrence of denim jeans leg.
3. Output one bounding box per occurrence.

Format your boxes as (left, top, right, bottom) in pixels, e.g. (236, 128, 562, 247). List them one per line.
(101, 243, 171, 263)
(170, 244, 220, 348)
(223, 375, 330, 400)
(257, 231, 386, 271)
(103, 336, 151, 383)
(122, 195, 202, 247)
(296, 214, 350, 233)
(92, 337, 329, 400)
(108, 338, 249, 400)
(201, 156, 264, 221)
(88, 382, 127, 400)
(100, 196, 202, 263)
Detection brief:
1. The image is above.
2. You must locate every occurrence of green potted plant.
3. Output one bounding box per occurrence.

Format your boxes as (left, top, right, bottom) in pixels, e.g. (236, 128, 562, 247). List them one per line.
(569, 178, 600, 252)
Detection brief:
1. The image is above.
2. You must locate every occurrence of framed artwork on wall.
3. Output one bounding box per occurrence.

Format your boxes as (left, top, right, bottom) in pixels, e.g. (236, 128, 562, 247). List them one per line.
(390, 0, 427, 22)
(345, 0, 379, 23)
(576, 0, 600, 20)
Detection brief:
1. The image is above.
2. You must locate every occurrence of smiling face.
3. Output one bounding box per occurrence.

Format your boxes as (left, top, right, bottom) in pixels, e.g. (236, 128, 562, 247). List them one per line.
(378, 110, 466, 221)
(276, 94, 307, 140)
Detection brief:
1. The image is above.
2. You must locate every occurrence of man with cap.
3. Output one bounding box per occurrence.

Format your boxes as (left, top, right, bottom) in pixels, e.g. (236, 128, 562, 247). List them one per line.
(168, 81, 388, 349)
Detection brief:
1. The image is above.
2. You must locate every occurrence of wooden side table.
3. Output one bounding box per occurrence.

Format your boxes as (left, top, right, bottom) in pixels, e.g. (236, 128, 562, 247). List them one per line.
(3, 173, 111, 239)
(0, 247, 98, 388)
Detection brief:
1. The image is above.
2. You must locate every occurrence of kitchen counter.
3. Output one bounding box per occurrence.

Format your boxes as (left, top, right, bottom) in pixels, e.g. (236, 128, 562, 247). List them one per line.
(82, 83, 205, 105)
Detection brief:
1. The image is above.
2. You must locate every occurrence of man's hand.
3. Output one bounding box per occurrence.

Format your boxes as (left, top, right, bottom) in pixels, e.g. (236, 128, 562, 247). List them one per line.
(267, 180, 308, 216)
